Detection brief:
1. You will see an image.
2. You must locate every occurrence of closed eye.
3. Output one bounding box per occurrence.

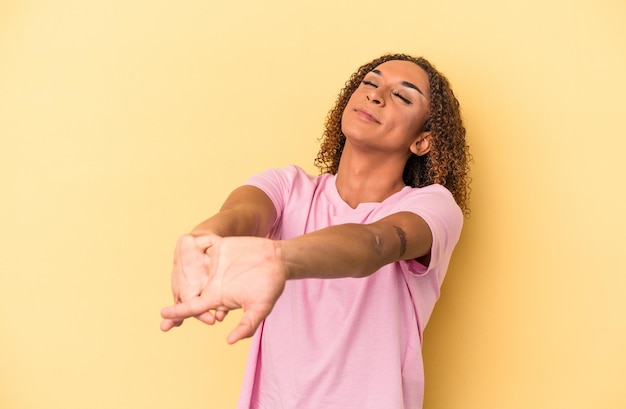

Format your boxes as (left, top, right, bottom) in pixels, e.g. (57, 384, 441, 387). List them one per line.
(393, 92, 412, 104)
(362, 80, 377, 88)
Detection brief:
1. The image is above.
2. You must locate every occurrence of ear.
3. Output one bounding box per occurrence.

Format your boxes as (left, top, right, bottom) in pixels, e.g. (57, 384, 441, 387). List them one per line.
(409, 131, 432, 156)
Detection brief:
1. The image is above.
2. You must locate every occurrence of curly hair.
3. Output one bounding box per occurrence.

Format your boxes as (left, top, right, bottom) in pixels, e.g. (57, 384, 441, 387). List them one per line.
(314, 53, 471, 215)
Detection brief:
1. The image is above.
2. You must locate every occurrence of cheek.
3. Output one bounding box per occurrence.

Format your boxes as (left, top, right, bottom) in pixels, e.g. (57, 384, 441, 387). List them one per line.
(344, 93, 357, 111)
(400, 114, 423, 136)
(340, 106, 349, 128)
(341, 95, 358, 128)
(408, 108, 429, 133)
(340, 108, 352, 136)
(414, 118, 426, 134)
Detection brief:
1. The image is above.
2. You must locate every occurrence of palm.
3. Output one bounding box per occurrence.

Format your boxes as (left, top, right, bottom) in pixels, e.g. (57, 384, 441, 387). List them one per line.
(215, 236, 285, 307)
(161, 235, 287, 344)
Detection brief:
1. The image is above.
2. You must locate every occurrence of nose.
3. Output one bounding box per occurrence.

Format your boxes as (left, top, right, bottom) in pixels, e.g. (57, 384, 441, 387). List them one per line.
(366, 90, 385, 106)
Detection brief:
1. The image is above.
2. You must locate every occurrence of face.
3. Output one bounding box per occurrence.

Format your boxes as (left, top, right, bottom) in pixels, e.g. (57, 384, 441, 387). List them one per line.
(341, 60, 431, 157)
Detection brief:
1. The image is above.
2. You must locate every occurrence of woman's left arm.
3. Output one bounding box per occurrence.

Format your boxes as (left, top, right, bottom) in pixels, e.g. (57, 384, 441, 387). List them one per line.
(160, 212, 432, 343)
(279, 211, 432, 280)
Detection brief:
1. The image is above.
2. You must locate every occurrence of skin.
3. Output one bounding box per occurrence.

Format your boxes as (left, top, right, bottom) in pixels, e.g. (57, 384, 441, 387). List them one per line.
(337, 60, 432, 206)
(160, 60, 435, 344)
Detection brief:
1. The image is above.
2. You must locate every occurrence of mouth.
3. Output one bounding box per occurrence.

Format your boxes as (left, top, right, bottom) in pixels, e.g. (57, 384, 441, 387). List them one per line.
(354, 108, 381, 124)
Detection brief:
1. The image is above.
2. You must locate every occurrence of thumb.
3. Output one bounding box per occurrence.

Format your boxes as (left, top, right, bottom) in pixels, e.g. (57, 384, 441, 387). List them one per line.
(193, 234, 218, 252)
(226, 306, 268, 344)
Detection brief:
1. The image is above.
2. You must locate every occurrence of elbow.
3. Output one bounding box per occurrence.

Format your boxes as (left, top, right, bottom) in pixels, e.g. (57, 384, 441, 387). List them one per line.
(353, 224, 390, 277)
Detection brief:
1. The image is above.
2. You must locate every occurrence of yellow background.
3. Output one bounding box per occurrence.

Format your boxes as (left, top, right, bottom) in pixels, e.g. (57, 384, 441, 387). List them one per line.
(1, 0, 625, 408)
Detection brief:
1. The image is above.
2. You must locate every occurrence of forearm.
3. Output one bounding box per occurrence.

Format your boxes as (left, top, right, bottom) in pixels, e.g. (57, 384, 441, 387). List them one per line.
(191, 208, 261, 237)
(277, 224, 396, 280)
(277, 212, 432, 280)
(189, 186, 277, 238)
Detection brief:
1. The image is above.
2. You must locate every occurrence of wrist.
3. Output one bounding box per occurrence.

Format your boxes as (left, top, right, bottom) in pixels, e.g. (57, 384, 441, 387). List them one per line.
(275, 239, 296, 281)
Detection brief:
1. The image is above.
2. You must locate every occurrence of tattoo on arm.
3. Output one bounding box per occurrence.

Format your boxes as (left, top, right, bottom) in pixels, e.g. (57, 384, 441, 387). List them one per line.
(393, 226, 407, 259)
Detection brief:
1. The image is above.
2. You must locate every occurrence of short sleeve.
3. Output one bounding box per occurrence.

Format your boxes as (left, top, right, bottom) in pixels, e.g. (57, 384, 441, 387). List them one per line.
(396, 184, 463, 278)
(243, 165, 320, 238)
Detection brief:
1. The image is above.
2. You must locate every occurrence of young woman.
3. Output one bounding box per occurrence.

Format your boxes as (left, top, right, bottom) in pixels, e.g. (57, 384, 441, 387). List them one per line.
(161, 53, 470, 409)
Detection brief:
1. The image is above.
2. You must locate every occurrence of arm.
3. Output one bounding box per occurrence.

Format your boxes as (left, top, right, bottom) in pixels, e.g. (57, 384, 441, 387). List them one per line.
(279, 211, 432, 280)
(190, 185, 277, 238)
(161, 210, 433, 342)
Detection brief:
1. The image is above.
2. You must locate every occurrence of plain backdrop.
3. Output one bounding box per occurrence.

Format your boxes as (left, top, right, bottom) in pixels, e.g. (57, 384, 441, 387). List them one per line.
(1, 0, 625, 408)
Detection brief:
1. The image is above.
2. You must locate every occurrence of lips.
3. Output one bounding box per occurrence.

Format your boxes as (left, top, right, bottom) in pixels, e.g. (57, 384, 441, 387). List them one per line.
(354, 108, 381, 124)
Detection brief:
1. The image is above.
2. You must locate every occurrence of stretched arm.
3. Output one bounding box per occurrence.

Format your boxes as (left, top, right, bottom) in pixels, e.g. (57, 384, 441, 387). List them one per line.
(161, 210, 433, 343)
(279, 211, 432, 280)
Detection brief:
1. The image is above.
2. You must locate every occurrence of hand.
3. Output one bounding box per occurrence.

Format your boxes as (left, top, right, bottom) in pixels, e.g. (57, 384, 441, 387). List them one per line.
(160, 234, 216, 332)
(160, 235, 288, 344)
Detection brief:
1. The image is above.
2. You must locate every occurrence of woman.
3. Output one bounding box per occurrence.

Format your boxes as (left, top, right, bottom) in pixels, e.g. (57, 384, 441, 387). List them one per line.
(161, 53, 470, 409)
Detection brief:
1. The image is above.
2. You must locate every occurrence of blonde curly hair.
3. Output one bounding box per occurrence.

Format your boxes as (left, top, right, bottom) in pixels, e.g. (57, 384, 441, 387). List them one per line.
(314, 53, 471, 215)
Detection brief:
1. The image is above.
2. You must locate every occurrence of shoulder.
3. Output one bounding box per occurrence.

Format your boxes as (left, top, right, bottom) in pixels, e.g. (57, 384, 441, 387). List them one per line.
(245, 165, 324, 190)
(244, 165, 333, 209)
(393, 184, 463, 236)
(392, 184, 464, 278)
(402, 184, 458, 206)
(394, 184, 459, 212)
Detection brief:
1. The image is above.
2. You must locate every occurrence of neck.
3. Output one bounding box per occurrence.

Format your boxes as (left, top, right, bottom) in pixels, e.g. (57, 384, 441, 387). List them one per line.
(335, 144, 410, 208)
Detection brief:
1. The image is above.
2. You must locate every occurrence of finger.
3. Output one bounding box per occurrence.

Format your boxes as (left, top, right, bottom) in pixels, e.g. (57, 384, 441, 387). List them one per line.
(195, 311, 217, 326)
(226, 308, 265, 344)
(215, 309, 228, 322)
(160, 318, 183, 332)
(160, 296, 216, 320)
(226, 320, 255, 344)
(193, 234, 217, 252)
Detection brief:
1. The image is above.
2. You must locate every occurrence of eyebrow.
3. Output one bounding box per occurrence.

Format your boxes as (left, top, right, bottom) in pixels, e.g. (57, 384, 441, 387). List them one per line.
(371, 69, 425, 96)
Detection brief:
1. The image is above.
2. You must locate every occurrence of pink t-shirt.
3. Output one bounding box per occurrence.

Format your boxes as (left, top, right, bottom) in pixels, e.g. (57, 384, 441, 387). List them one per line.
(238, 165, 463, 409)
